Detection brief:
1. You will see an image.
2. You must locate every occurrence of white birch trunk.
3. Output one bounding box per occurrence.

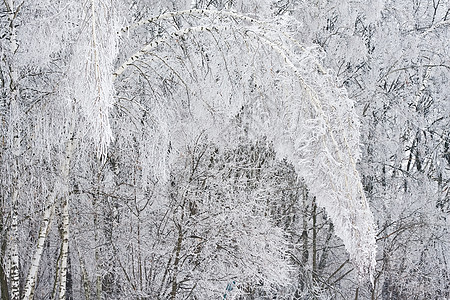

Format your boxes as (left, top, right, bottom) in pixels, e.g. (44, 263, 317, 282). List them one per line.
(58, 197, 70, 300)
(6, 0, 18, 54)
(22, 200, 56, 300)
(7, 0, 21, 298)
(10, 189, 20, 300)
(93, 189, 101, 300)
(58, 130, 76, 300)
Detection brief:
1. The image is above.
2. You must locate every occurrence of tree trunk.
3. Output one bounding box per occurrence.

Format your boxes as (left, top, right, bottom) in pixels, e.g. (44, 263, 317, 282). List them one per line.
(312, 198, 318, 300)
(66, 250, 73, 300)
(22, 200, 55, 300)
(58, 128, 76, 300)
(58, 197, 70, 300)
(6, 0, 20, 298)
(10, 189, 20, 300)
(75, 242, 90, 300)
(170, 224, 183, 300)
(0, 227, 9, 300)
(301, 186, 309, 266)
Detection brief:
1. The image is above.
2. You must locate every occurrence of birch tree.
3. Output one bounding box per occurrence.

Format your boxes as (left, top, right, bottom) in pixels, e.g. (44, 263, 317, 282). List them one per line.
(7, 1, 440, 299)
(114, 7, 377, 280)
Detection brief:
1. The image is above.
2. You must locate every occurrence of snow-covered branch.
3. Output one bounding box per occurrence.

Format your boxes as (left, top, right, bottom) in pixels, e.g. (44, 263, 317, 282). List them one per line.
(114, 8, 377, 280)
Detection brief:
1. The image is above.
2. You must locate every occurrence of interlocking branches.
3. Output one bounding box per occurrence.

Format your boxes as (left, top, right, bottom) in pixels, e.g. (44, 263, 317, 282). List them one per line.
(113, 8, 377, 281)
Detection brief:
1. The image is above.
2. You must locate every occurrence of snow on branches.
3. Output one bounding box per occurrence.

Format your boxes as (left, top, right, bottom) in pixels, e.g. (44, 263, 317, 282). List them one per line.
(69, 0, 118, 161)
(114, 8, 377, 281)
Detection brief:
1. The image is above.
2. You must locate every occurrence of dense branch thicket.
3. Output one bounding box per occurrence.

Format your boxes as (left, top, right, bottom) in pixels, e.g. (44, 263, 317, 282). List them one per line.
(0, 0, 448, 299)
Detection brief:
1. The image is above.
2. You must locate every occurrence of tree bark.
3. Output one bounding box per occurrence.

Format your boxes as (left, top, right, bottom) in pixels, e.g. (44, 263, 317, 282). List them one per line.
(74, 241, 90, 300)
(22, 200, 55, 300)
(58, 197, 70, 300)
(170, 224, 183, 300)
(10, 189, 20, 300)
(0, 226, 9, 300)
(58, 128, 76, 300)
(6, 0, 20, 298)
(312, 198, 318, 300)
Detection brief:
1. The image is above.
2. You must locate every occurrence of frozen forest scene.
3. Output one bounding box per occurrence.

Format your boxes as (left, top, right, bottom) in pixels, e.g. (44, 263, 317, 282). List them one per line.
(1, 0, 449, 299)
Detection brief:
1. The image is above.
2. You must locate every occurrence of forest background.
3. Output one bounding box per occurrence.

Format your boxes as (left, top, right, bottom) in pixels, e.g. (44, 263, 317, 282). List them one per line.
(0, 0, 449, 299)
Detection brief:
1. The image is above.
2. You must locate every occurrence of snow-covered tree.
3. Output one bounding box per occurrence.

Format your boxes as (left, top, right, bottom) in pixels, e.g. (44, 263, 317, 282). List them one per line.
(9, 0, 450, 299)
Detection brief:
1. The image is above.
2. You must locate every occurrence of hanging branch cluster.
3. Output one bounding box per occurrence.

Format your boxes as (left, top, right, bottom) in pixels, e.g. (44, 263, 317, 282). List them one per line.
(70, 0, 118, 161)
(114, 8, 377, 280)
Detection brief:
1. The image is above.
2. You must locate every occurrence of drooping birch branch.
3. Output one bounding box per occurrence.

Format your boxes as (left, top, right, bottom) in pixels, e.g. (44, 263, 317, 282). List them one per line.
(71, 0, 118, 161)
(113, 9, 377, 280)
